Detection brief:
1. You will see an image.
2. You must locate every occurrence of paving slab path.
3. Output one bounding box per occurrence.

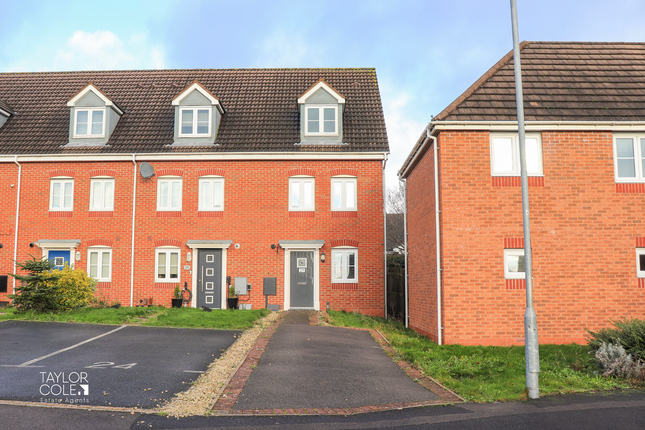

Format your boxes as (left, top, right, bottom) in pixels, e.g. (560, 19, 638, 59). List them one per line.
(232, 311, 440, 411)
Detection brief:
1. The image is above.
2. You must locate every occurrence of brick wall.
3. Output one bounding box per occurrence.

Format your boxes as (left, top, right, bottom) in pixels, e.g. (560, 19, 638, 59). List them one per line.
(0, 159, 385, 316)
(407, 130, 645, 345)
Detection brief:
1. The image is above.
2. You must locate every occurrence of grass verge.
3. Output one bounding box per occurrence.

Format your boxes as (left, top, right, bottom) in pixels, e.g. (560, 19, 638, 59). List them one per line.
(142, 307, 270, 329)
(327, 310, 629, 402)
(0, 306, 270, 329)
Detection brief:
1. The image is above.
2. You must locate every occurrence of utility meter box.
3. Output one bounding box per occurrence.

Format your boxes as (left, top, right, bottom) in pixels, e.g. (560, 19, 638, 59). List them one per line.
(234, 277, 248, 295)
(263, 277, 277, 296)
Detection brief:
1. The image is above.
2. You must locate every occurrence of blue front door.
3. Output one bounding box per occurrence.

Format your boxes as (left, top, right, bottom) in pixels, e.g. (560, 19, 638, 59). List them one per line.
(49, 250, 70, 270)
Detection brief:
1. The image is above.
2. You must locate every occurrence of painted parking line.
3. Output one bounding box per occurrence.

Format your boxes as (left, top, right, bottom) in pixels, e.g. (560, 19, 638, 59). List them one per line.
(0, 325, 126, 368)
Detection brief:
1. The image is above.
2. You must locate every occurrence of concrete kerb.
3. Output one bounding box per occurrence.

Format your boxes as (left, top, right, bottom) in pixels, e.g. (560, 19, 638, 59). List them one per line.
(210, 310, 464, 417)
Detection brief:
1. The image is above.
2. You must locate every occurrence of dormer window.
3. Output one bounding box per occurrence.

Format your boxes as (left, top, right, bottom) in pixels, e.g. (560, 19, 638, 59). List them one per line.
(306, 105, 338, 136)
(171, 81, 224, 145)
(66, 83, 122, 146)
(74, 108, 105, 137)
(298, 79, 345, 144)
(179, 107, 211, 137)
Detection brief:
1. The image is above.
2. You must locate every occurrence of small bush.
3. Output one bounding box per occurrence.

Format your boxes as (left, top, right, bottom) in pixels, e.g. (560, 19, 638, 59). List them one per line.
(595, 342, 643, 379)
(587, 318, 645, 361)
(54, 265, 96, 310)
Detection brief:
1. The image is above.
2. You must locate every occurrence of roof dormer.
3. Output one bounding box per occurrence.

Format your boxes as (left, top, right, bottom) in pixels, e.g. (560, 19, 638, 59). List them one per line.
(297, 79, 346, 145)
(0, 100, 13, 129)
(171, 81, 224, 146)
(66, 83, 123, 147)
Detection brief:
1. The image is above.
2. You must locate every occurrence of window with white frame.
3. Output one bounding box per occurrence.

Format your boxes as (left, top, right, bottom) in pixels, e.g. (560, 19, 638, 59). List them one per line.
(331, 177, 357, 211)
(490, 133, 543, 176)
(88, 247, 111, 282)
(305, 105, 337, 136)
(504, 249, 526, 279)
(50, 178, 74, 211)
(156, 248, 180, 281)
(157, 177, 182, 211)
(90, 178, 115, 211)
(179, 107, 211, 137)
(614, 135, 645, 182)
(74, 108, 105, 137)
(637, 248, 645, 278)
(289, 176, 315, 211)
(332, 248, 358, 283)
(198, 177, 224, 211)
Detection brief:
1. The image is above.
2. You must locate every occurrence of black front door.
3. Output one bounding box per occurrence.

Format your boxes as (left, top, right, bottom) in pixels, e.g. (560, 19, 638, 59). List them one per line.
(197, 249, 222, 309)
(290, 251, 314, 308)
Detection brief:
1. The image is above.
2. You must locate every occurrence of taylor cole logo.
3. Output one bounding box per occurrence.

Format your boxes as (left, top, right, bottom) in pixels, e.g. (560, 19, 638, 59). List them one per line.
(39, 372, 90, 404)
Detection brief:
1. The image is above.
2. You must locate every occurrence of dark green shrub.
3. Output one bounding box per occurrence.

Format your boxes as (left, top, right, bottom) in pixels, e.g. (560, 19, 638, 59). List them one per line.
(387, 253, 405, 268)
(588, 319, 645, 361)
(9, 256, 61, 312)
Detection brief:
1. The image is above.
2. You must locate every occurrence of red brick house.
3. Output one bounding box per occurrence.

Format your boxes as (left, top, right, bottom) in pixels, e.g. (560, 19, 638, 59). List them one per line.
(399, 42, 645, 345)
(0, 69, 389, 314)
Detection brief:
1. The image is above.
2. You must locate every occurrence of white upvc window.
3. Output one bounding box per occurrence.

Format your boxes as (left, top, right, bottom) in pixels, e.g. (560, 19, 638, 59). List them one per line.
(305, 105, 338, 136)
(331, 176, 357, 211)
(613, 135, 645, 182)
(88, 247, 112, 282)
(332, 248, 358, 283)
(637, 248, 645, 278)
(50, 178, 74, 211)
(90, 178, 115, 211)
(179, 107, 211, 137)
(198, 177, 224, 211)
(490, 133, 543, 176)
(289, 176, 315, 211)
(74, 108, 105, 137)
(156, 248, 180, 282)
(504, 249, 526, 279)
(157, 177, 182, 211)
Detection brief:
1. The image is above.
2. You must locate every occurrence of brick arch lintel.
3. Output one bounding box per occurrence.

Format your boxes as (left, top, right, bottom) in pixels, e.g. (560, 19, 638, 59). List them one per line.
(49, 170, 75, 178)
(157, 168, 184, 177)
(330, 168, 358, 177)
(198, 168, 226, 177)
(330, 239, 359, 248)
(503, 238, 524, 249)
(154, 239, 182, 248)
(288, 168, 316, 177)
(89, 169, 117, 177)
(87, 239, 114, 247)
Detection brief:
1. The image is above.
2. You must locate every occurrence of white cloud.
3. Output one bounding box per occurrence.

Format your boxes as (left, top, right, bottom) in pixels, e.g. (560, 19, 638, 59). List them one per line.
(6, 30, 166, 72)
(53, 30, 166, 71)
(380, 85, 427, 190)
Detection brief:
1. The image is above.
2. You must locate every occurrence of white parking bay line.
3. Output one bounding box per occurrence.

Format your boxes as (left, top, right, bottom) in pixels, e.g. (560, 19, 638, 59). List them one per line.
(1, 325, 127, 368)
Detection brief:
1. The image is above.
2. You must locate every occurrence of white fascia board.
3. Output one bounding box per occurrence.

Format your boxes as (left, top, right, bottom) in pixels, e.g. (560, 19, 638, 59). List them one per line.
(0, 152, 387, 163)
(432, 120, 645, 131)
(279, 240, 325, 250)
(171, 82, 223, 114)
(186, 240, 233, 249)
(298, 81, 345, 104)
(67, 84, 123, 115)
(0, 107, 11, 117)
(35, 239, 81, 249)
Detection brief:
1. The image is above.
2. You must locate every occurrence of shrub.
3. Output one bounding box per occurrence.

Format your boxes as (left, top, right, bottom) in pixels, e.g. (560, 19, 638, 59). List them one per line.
(9, 256, 60, 312)
(587, 318, 645, 361)
(387, 253, 405, 268)
(54, 265, 96, 310)
(595, 342, 643, 379)
(10, 256, 95, 312)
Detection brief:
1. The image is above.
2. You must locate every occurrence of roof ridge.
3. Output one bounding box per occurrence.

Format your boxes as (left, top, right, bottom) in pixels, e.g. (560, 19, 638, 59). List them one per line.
(434, 41, 530, 121)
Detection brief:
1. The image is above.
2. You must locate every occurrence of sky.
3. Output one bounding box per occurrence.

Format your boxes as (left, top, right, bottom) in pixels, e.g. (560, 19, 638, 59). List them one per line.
(2, 0, 645, 187)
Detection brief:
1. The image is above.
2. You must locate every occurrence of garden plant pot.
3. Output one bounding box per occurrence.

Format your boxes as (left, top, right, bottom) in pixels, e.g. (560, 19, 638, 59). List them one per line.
(227, 298, 239, 309)
(171, 298, 183, 308)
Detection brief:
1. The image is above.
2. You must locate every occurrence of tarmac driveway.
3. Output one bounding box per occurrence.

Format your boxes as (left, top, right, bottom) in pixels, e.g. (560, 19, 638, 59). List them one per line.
(0, 320, 239, 409)
(234, 312, 440, 410)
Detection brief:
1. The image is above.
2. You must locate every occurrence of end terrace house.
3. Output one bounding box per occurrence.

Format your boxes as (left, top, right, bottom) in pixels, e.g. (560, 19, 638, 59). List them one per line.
(0, 68, 389, 314)
(399, 42, 645, 346)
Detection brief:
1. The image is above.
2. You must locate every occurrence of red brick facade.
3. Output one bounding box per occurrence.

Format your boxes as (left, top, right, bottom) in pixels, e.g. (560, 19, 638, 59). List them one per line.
(406, 130, 645, 345)
(0, 159, 385, 315)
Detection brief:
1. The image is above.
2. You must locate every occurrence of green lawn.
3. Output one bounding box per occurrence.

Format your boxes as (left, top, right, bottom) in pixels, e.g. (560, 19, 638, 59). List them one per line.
(327, 310, 628, 402)
(0, 306, 269, 329)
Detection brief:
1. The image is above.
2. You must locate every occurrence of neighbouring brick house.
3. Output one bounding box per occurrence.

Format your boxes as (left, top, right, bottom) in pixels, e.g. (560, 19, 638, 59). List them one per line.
(0, 69, 389, 314)
(399, 42, 645, 345)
